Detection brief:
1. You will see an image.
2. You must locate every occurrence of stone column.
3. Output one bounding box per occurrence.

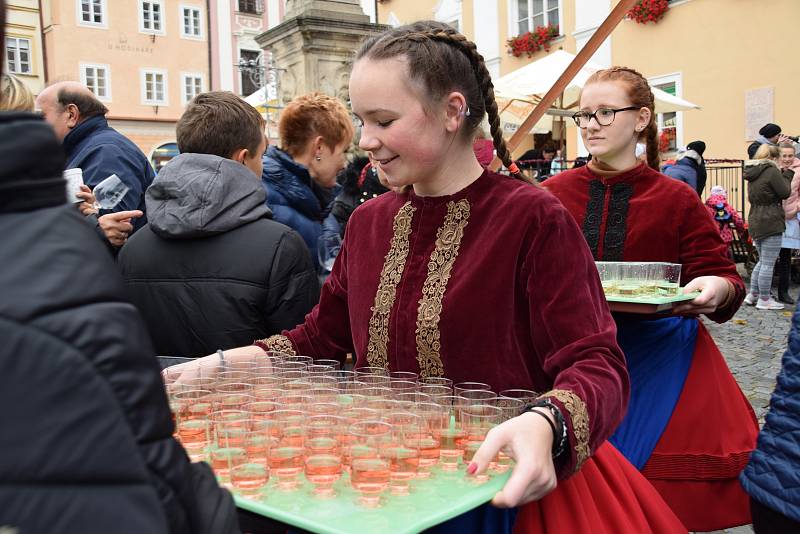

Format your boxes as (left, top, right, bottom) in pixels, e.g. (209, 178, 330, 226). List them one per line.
(255, 0, 387, 106)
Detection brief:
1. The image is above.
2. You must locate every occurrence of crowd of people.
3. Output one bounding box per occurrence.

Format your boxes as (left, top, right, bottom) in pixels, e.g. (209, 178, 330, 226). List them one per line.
(3, 3, 800, 532)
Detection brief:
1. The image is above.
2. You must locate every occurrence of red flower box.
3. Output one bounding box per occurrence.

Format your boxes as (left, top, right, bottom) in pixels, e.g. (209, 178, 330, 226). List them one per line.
(506, 24, 559, 58)
(627, 0, 669, 24)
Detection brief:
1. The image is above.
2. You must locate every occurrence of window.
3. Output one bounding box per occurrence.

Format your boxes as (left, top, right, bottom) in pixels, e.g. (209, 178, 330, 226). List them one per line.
(151, 142, 179, 172)
(515, 0, 560, 35)
(6, 37, 31, 74)
(80, 63, 111, 100)
(237, 0, 264, 15)
(78, 0, 106, 27)
(142, 69, 168, 105)
(182, 73, 203, 104)
(181, 6, 202, 38)
(239, 49, 261, 96)
(140, 1, 164, 33)
(650, 74, 684, 153)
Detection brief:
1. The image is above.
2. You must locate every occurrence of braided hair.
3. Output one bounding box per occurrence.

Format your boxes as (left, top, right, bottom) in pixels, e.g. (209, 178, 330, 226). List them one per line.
(583, 67, 660, 171)
(356, 21, 524, 181)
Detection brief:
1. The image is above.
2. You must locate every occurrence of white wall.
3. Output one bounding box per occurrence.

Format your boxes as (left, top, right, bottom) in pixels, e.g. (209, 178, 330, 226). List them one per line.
(473, 0, 500, 80)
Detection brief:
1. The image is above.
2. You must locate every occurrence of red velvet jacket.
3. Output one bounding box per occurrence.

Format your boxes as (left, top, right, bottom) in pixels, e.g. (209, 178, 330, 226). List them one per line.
(262, 170, 629, 477)
(545, 163, 744, 323)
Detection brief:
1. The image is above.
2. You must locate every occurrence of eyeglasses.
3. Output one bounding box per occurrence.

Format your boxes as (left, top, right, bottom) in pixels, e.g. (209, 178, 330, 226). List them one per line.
(572, 106, 640, 128)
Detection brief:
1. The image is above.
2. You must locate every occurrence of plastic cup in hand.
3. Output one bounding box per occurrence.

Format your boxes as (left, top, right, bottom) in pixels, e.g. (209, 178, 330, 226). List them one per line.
(91, 174, 129, 210)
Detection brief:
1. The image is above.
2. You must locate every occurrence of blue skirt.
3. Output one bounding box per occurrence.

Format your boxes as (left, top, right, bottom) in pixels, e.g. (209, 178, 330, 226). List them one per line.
(609, 316, 698, 469)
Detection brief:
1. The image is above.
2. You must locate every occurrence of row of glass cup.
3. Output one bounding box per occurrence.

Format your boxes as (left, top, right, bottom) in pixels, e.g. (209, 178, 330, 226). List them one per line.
(163, 354, 536, 507)
(595, 261, 682, 298)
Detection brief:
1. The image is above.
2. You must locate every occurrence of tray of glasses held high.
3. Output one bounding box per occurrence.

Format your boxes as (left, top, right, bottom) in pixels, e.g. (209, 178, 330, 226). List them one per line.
(233, 465, 511, 534)
(596, 261, 699, 314)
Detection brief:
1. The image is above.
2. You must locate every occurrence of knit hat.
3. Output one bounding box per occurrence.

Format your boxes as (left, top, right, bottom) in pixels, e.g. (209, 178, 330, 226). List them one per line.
(709, 185, 727, 198)
(686, 141, 706, 157)
(759, 123, 781, 138)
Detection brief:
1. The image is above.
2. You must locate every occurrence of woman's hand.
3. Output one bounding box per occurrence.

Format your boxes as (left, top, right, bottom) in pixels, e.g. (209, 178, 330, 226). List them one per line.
(672, 275, 732, 316)
(468, 410, 557, 507)
(167, 346, 270, 383)
(76, 184, 98, 215)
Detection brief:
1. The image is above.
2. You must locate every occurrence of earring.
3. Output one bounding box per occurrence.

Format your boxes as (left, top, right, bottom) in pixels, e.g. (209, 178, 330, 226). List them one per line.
(459, 105, 471, 117)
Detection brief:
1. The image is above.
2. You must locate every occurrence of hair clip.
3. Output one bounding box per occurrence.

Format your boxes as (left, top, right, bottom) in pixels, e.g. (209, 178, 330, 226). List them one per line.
(509, 162, 520, 174)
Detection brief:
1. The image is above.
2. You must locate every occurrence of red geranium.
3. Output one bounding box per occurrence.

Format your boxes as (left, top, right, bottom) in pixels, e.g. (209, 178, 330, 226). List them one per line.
(507, 24, 559, 58)
(627, 0, 669, 24)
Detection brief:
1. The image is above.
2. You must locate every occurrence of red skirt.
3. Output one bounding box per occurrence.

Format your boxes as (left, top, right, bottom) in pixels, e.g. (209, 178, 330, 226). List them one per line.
(513, 443, 686, 533)
(641, 322, 759, 531)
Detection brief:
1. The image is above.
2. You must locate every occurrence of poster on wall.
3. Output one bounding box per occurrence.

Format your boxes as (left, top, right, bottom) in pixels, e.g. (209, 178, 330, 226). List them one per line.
(745, 87, 774, 141)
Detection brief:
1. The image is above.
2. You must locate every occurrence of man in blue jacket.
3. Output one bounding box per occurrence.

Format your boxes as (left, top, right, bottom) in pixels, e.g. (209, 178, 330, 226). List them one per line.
(36, 81, 155, 231)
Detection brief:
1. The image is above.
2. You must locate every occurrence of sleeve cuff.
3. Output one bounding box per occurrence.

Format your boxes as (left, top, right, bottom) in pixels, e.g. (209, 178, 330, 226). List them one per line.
(538, 389, 591, 473)
(252, 334, 296, 356)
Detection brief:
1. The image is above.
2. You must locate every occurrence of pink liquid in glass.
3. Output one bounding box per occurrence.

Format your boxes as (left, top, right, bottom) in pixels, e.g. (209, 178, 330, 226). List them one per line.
(351, 457, 390, 507)
(268, 446, 304, 490)
(230, 463, 269, 496)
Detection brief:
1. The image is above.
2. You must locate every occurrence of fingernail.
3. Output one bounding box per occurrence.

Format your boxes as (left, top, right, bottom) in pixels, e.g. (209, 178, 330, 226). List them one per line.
(466, 462, 478, 475)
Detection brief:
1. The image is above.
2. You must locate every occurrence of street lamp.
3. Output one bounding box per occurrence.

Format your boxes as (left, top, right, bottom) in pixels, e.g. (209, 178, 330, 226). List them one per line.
(236, 53, 286, 140)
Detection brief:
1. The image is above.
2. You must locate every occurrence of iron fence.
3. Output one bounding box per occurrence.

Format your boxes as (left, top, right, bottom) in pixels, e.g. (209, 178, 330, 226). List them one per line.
(703, 159, 747, 219)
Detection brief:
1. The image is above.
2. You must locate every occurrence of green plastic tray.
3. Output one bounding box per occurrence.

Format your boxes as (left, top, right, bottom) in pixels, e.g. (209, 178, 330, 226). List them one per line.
(233, 466, 511, 534)
(605, 291, 701, 313)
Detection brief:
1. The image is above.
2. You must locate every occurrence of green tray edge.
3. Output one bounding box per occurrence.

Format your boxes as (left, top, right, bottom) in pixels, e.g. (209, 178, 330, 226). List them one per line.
(605, 291, 700, 305)
(233, 470, 511, 534)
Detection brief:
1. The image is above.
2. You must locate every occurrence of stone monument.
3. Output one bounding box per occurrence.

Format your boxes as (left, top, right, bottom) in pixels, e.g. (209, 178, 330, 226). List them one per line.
(255, 0, 387, 107)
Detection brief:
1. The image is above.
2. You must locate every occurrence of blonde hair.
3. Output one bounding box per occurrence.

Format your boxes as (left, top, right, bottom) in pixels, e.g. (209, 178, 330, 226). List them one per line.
(753, 144, 780, 161)
(0, 73, 34, 112)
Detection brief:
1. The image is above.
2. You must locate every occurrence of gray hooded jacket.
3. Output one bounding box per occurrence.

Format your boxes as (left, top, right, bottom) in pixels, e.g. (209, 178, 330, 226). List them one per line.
(119, 153, 319, 357)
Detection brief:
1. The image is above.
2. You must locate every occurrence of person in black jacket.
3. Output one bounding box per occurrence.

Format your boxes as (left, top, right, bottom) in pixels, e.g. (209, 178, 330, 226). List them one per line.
(0, 116, 238, 533)
(330, 156, 390, 237)
(118, 91, 319, 358)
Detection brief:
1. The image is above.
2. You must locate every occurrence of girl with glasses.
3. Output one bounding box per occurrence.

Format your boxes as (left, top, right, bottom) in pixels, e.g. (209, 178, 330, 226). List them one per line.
(545, 67, 757, 531)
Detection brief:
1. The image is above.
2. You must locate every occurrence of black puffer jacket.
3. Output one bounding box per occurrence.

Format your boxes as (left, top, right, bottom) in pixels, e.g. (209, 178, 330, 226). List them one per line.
(0, 113, 239, 534)
(118, 153, 319, 357)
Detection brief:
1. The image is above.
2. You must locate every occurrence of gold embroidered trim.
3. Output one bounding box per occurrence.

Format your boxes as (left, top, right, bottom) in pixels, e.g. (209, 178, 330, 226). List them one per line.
(415, 199, 470, 378)
(366, 202, 416, 369)
(539, 388, 591, 470)
(261, 335, 296, 356)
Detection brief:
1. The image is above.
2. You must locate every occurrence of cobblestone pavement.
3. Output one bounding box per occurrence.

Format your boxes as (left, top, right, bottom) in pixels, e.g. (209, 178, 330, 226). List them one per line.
(694, 280, 795, 534)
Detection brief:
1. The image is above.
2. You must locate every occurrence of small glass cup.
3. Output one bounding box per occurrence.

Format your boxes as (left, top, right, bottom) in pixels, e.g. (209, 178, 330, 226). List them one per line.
(596, 261, 621, 296)
(349, 420, 392, 507)
(460, 404, 503, 483)
(230, 462, 269, 497)
(305, 454, 343, 498)
(657, 263, 682, 296)
(617, 263, 646, 297)
(453, 382, 491, 396)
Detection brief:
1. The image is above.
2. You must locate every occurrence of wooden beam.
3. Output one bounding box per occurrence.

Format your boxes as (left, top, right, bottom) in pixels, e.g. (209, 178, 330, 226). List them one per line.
(490, 0, 639, 170)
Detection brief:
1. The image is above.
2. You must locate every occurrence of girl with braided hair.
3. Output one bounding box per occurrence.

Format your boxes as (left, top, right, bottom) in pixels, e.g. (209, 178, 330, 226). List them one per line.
(182, 22, 683, 532)
(545, 67, 757, 531)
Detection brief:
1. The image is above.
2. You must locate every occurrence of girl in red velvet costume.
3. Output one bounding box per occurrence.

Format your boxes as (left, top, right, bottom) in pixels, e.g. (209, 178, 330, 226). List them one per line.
(178, 24, 684, 533)
(544, 67, 758, 531)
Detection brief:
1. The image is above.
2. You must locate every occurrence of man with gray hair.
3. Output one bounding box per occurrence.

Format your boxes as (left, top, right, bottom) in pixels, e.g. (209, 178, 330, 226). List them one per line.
(36, 81, 155, 231)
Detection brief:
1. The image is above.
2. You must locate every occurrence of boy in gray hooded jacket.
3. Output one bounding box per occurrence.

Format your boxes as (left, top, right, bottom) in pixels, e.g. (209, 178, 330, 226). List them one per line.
(118, 91, 319, 358)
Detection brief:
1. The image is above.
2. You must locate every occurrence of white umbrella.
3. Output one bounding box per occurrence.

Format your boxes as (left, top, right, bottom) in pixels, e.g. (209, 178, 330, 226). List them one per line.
(493, 50, 700, 122)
